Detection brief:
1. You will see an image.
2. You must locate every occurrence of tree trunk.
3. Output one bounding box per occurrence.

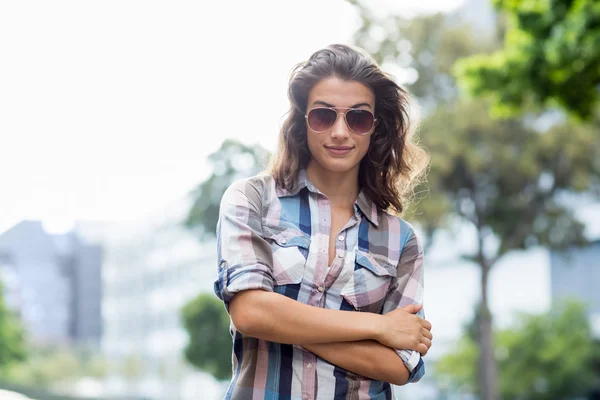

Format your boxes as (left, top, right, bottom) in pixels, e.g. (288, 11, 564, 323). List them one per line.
(478, 261, 498, 400)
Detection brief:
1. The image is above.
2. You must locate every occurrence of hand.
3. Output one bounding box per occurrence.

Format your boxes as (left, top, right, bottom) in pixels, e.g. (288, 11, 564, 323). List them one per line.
(376, 304, 433, 356)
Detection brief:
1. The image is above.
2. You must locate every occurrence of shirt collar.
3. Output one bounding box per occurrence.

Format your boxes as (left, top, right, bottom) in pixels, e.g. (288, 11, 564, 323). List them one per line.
(276, 169, 380, 227)
(354, 190, 379, 227)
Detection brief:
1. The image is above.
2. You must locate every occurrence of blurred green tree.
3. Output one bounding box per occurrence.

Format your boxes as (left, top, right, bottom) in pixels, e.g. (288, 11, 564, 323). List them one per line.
(455, 0, 600, 120)
(416, 100, 600, 399)
(0, 280, 26, 373)
(181, 293, 232, 381)
(185, 139, 270, 236)
(436, 300, 599, 399)
(5, 344, 108, 387)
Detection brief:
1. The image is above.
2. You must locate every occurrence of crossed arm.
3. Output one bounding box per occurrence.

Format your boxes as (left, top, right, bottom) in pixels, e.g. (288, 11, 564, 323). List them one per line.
(302, 340, 409, 386)
(229, 289, 431, 385)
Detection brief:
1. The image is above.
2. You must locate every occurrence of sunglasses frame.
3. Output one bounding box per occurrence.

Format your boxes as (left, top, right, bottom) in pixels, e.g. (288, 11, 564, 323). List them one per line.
(305, 107, 377, 136)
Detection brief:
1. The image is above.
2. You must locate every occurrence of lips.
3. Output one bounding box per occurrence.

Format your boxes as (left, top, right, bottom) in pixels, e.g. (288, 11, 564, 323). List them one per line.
(324, 145, 354, 156)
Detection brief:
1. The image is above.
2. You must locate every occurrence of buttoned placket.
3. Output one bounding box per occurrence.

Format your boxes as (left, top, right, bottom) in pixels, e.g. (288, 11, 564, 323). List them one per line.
(301, 191, 362, 400)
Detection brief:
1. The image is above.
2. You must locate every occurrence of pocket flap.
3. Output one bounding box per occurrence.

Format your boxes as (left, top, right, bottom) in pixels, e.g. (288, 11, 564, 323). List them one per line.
(264, 226, 309, 286)
(355, 249, 397, 278)
(264, 226, 310, 250)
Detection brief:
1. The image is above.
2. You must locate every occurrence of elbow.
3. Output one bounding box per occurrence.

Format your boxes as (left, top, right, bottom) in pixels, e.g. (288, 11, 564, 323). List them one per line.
(393, 375, 409, 386)
(381, 363, 410, 386)
(229, 290, 265, 336)
(390, 373, 409, 386)
(230, 308, 253, 336)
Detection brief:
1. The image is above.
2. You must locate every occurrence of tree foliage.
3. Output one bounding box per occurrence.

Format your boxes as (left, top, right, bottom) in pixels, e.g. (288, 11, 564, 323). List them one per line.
(4, 344, 107, 388)
(181, 293, 232, 381)
(0, 280, 26, 372)
(417, 99, 599, 398)
(455, 0, 600, 120)
(185, 139, 269, 236)
(436, 300, 599, 399)
(418, 100, 600, 255)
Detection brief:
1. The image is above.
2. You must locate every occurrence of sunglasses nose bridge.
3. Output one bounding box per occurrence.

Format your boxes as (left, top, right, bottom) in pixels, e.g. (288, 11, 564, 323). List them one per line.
(331, 111, 352, 137)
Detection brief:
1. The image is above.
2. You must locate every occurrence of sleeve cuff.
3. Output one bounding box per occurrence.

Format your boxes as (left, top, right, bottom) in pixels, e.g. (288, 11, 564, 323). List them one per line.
(406, 358, 425, 383)
(213, 261, 274, 312)
(395, 349, 425, 383)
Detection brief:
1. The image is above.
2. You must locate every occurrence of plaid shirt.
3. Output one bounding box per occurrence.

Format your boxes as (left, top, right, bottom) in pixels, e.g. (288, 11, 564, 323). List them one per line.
(214, 170, 425, 400)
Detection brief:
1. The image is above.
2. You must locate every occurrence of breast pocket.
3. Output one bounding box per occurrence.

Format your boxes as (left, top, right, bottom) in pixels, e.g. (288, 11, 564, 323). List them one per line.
(264, 226, 311, 288)
(341, 249, 397, 314)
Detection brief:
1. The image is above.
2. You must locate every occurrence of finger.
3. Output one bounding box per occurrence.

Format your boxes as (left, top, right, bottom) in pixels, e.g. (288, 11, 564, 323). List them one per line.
(420, 337, 432, 349)
(417, 343, 429, 356)
(399, 303, 422, 314)
(422, 327, 433, 341)
(421, 319, 432, 331)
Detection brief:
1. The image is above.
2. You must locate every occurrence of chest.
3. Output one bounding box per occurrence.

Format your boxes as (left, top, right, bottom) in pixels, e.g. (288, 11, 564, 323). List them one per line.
(263, 191, 402, 313)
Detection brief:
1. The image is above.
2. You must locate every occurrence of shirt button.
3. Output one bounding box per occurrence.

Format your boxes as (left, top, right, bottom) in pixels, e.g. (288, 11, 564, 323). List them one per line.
(337, 235, 344, 241)
(317, 286, 324, 293)
(307, 363, 312, 369)
(281, 239, 287, 244)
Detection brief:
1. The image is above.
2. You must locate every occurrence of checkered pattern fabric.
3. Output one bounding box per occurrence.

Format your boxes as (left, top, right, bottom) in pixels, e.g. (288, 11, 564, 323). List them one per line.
(214, 170, 425, 400)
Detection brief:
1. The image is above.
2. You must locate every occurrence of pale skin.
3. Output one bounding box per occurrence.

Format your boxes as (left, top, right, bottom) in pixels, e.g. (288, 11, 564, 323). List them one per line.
(229, 76, 432, 386)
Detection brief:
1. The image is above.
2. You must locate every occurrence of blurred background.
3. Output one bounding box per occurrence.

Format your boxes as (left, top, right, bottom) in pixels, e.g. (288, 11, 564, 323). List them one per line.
(1, 0, 599, 399)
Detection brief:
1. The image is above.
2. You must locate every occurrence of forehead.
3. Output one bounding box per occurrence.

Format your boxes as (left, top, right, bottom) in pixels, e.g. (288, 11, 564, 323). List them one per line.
(308, 76, 375, 107)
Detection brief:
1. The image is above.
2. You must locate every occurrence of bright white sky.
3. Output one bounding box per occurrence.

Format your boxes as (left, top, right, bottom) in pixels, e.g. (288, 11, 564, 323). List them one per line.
(0, 0, 466, 234)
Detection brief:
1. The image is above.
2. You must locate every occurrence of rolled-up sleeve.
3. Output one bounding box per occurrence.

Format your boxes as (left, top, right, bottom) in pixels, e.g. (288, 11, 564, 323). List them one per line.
(213, 179, 275, 313)
(381, 226, 426, 383)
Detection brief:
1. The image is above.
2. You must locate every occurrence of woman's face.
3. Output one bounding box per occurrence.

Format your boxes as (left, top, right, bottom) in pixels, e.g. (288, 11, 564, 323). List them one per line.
(305, 76, 375, 177)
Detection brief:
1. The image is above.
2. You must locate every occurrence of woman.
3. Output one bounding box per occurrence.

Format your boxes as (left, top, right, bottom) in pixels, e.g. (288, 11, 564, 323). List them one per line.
(214, 44, 432, 400)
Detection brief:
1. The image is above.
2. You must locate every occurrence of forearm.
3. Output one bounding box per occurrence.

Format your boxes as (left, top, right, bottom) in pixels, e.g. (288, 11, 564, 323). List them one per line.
(303, 340, 410, 386)
(229, 290, 382, 345)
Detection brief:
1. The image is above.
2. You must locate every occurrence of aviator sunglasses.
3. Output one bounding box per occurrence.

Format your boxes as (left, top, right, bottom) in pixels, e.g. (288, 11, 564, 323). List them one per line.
(305, 107, 377, 135)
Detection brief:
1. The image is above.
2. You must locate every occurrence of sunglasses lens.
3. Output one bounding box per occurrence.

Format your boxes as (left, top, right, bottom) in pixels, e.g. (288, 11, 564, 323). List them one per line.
(346, 109, 374, 134)
(307, 108, 337, 132)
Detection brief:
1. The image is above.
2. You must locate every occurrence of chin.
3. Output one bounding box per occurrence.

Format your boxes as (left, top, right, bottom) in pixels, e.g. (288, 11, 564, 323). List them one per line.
(318, 158, 360, 174)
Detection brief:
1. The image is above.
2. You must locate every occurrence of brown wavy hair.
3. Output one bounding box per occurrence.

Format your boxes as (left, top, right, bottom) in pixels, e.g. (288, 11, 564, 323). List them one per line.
(269, 44, 429, 215)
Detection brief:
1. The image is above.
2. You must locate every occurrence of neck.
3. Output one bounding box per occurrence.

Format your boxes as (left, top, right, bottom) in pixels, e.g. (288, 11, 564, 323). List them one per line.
(306, 161, 360, 209)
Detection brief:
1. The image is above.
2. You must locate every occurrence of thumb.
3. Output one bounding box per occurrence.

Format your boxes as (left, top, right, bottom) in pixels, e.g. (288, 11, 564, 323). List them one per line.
(399, 303, 423, 314)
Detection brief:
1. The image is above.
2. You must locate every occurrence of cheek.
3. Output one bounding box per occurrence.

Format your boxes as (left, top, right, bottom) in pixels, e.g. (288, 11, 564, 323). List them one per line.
(306, 131, 321, 154)
(357, 136, 371, 158)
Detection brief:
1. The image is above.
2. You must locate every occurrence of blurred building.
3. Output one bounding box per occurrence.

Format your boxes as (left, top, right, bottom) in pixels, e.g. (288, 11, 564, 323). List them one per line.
(0, 221, 103, 346)
(90, 198, 224, 400)
(550, 239, 600, 336)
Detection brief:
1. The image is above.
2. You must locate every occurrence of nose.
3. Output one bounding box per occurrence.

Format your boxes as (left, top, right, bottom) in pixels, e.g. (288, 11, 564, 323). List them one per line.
(330, 113, 350, 140)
